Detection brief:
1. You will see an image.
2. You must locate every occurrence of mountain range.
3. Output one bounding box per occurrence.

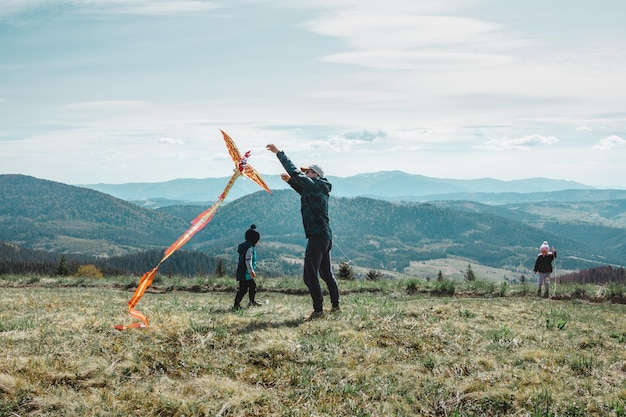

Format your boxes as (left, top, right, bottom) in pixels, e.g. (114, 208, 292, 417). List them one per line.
(3, 173, 626, 279)
(81, 171, 626, 207)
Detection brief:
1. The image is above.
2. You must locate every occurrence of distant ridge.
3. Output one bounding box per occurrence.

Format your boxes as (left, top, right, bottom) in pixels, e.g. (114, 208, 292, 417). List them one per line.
(81, 170, 598, 206)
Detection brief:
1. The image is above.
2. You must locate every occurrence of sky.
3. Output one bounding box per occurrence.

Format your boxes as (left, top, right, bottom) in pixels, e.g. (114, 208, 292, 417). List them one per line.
(1, 0, 625, 188)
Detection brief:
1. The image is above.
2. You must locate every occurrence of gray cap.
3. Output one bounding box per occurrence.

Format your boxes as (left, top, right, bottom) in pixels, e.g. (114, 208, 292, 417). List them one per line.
(300, 164, 324, 177)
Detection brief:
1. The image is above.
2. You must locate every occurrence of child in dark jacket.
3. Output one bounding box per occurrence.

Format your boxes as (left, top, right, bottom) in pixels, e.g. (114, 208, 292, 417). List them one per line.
(233, 224, 262, 310)
(534, 241, 557, 298)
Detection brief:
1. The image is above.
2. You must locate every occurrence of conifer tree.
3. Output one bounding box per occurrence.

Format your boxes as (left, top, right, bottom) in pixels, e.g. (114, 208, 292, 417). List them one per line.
(366, 269, 382, 281)
(338, 262, 354, 280)
(464, 264, 476, 282)
(215, 258, 225, 277)
(437, 270, 444, 281)
(55, 255, 69, 276)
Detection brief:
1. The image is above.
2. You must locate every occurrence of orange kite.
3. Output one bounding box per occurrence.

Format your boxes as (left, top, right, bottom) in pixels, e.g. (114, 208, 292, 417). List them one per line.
(114, 130, 271, 330)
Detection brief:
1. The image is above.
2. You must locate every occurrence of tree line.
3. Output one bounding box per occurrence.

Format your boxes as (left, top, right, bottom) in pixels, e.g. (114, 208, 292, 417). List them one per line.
(0, 242, 234, 278)
(558, 265, 626, 285)
(3, 239, 625, 285)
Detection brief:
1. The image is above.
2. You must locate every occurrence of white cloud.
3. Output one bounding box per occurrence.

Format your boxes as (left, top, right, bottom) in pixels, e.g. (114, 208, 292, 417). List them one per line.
(63, 101, 146, 111)
(297, 0, 533, 77)
(592, 135, 626, 151)
(321, 50, 514, 71)
(478, 134, 559, 151)
(80, 0, 219, 16)
(158, 137, 184, 145)
(576, 126, 592, 131)
(0, 0, 219, 19)
(0, 0, 46, 18)
(340, 129, 386, 142)
(307, 13, 502, 50)
(388, 144, 421, 152)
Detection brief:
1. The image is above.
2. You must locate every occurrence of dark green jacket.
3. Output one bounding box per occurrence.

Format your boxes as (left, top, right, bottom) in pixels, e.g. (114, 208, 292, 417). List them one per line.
(236, 241, 256, 281)
(276, 151, 332, 240)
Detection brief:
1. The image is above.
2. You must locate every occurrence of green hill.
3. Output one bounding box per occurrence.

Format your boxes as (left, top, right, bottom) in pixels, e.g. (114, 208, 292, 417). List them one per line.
(2, 174, 625, 277)
(0, 174, 188, 256)
(186, 190, 620, 273)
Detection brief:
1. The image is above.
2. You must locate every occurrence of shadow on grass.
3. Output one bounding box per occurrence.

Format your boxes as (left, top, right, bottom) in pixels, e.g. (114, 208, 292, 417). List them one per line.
(205, 305, 306, 333)
(236, 318, 304, 334)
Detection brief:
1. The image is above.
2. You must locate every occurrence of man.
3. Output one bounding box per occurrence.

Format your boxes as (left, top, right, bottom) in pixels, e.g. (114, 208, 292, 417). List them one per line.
(266, 144, 340, 320)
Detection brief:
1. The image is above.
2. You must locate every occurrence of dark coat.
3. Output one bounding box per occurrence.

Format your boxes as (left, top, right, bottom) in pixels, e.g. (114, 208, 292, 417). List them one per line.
(534, 250, 556, 273)
(236, 241, 256, 281)
(276, 151, 332, 240)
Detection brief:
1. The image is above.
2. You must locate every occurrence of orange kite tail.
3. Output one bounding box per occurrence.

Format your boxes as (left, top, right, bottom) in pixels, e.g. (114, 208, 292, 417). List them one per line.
(113, 268, 157, 330)
(114, 130, 272, 330)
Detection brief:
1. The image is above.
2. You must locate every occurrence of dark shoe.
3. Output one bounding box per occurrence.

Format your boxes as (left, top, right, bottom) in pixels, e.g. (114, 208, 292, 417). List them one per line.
(232, 305, 243, 311)
(306, 311, 324, 321)
(543, 292, 549, 299)
(331, 306, 341, 312)
(249, 301, 262, 307)
(536, 289, 542, 297)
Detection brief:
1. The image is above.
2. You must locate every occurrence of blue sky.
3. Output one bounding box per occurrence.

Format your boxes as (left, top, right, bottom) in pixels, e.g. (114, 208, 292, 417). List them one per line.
(1, 0, 625, 187)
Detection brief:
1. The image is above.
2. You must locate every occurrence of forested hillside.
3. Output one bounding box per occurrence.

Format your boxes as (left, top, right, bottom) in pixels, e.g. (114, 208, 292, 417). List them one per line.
(0, 241, 233, 278)
(0, 174, 189, 256)
(2, 175, 625, 276)
(180, 190, 623, 272)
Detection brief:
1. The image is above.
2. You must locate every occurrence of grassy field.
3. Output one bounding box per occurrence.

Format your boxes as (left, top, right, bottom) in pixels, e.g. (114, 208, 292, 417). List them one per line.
(0, 275, 625, 416)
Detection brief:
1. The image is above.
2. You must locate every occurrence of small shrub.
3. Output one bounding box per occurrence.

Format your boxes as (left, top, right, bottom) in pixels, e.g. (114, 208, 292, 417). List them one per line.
(530, 388, 554, 416)
(468, 279, 495, 296)
(365, 269, 383, 281)
(543, 308, 569, 330)
(458, 309, 475, 318)
(498, 281, 509, 297)
(406, 279, 419, 295)
(570, 355, 598, 376)
(338, 262, 354, 280)
(489, 325, 514, 343)
(433, 279, 455, 296)
(607, 283, 624, 298)
(423, 356, 436, 371)
(571, 285, 587, 298)
(75, 264, 103, 278)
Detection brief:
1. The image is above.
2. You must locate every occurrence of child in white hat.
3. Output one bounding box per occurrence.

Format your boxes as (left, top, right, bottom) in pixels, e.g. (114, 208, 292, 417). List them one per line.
(533, 241, 557, 298)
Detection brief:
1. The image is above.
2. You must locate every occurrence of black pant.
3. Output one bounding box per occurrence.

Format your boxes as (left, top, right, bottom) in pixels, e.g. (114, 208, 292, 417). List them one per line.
(234, 279, 257, 306)
(304, 237, 340, 312)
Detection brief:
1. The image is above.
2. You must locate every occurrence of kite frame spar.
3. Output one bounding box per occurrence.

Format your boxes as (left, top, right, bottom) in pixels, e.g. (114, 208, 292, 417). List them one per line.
(114, 130, 271, 330)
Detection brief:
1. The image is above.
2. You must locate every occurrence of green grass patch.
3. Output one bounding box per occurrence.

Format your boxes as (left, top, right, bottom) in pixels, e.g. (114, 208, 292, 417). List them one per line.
(0, 275, 625, 416)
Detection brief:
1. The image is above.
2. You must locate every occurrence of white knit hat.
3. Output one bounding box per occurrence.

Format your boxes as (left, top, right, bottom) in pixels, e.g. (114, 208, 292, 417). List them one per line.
(540, 241, 549, 252)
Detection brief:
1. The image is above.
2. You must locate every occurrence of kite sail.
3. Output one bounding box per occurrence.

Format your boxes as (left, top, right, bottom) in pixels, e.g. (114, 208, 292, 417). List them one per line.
(114, 130, 271, 330)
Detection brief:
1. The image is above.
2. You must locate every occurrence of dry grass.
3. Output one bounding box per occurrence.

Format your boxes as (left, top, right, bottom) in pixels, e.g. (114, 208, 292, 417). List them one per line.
(0, 276, 625, 416)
